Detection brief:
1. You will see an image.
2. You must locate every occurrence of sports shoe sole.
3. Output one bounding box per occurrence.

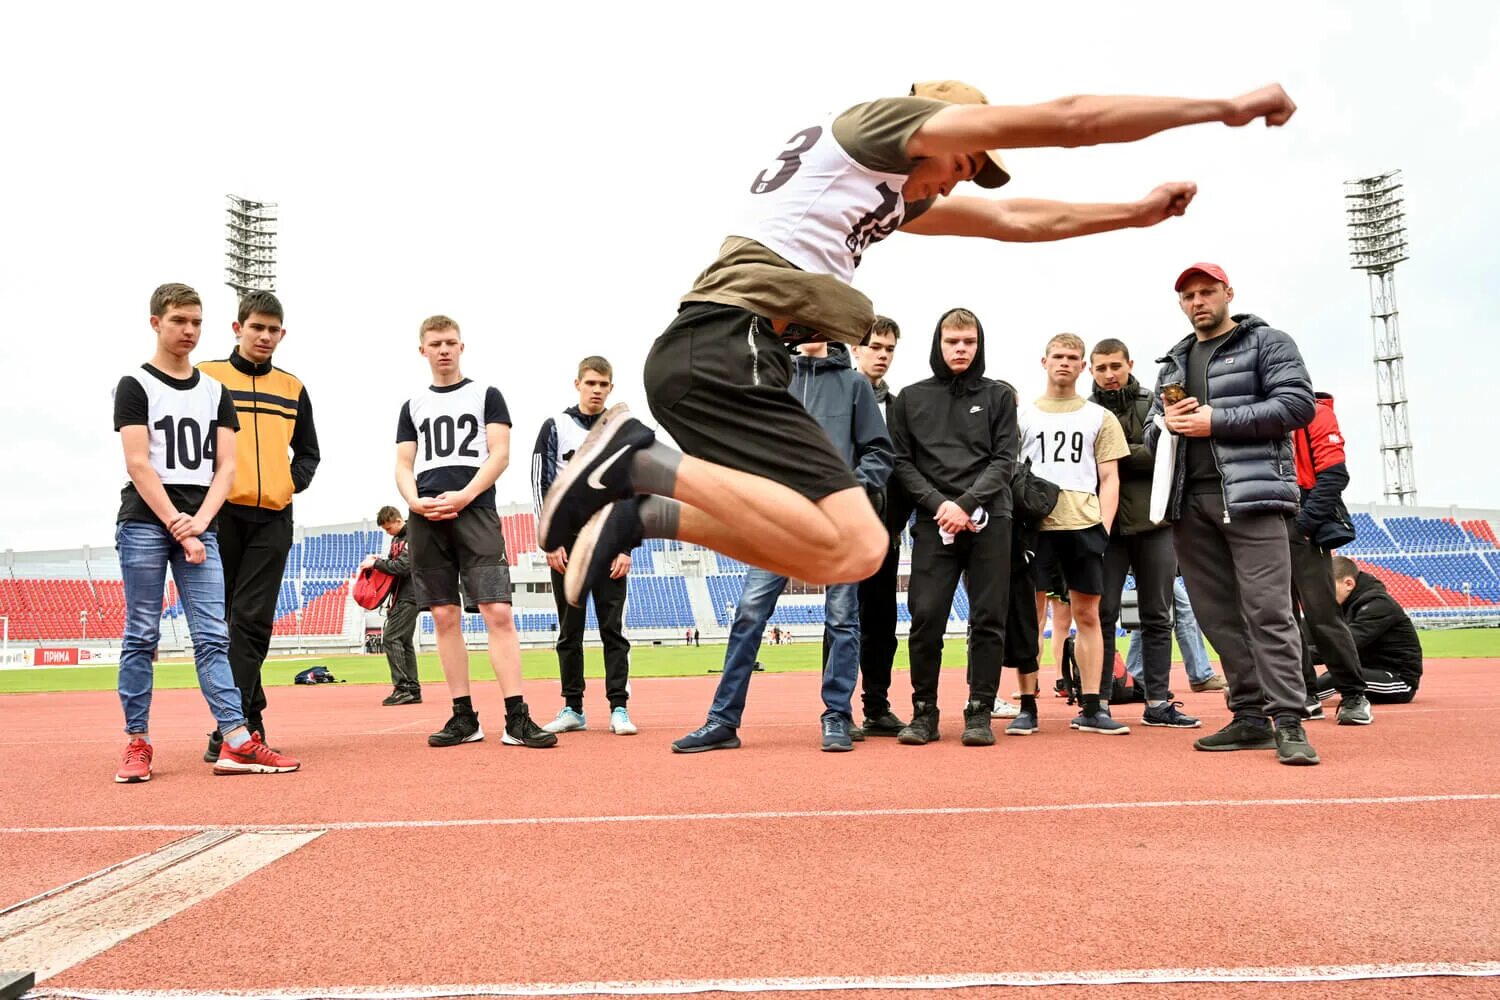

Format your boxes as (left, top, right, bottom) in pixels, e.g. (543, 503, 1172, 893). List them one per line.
(1277, 749, 1321, 765)
(502, 731, 559, 748)
(671, 737, 741, 753)
(563, 504, 612, 607)
(1193, 736, 1276, 751)
(542, 718, 587, 734)
(821, 740, 855, 752)
(1076, 724, 1131, 735)
(961, 731, 996, 746)
(1005, 724, 1038, 736)
(897, 731, 940, 745)
(212, 760, 300, 775)
(114, 772, 151, 783)
(537, 403, 634, 551)
(610, 718, 638, 735)
(1337, 712, 1374, 726)
(428, 726, 485, 748)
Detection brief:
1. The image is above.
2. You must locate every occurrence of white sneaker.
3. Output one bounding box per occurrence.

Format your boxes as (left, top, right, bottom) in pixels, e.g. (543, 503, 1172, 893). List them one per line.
(541, 707, 586, 733)
(609, 706, 638, 735)
(991, 698, 1020, 719)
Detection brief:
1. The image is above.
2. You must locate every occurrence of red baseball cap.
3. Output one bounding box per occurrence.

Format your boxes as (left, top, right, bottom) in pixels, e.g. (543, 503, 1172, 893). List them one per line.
(1174, 262, 1230, 291)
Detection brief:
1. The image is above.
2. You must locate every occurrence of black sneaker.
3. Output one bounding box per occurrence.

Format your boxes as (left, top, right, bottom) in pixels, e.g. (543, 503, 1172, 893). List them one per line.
(897, 703, 940, 745)
(428, 708, 484, 748)
(961, 701, 995, 746)
(538, 404, 656, 552)
(1306, 702, 1326, 721)
(1337, 693, 1373, 726)
(821, 714, 854, 752)
(1141, 701, 1202, 729)
(1275, 717, 1320, 765)
(848, 723, 866, 742)
(861, 711, 906, 737)
(502, 706, 559, 748)
(381, 689, 404, 707)
(203, 730, 223, 763)
(564, 497, 644, 608)
(1193, 715, 1275, 752)
(672, 721, 741, 753)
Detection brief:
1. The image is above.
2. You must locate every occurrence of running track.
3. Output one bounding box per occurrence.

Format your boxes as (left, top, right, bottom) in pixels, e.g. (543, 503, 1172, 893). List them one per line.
(2, 659, 1497, 999)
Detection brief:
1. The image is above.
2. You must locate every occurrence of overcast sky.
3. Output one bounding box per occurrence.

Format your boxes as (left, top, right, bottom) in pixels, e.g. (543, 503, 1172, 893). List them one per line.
(3, 0, 1497, 552)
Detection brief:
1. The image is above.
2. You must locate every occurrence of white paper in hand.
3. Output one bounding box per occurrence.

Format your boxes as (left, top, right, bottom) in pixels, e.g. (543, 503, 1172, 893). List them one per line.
(1149, 417, 1175, 525)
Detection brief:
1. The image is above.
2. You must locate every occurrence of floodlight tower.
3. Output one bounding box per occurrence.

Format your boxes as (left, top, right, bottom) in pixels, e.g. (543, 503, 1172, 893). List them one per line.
(224, 195, 278, 296)
(1344, 170, 1416, 506)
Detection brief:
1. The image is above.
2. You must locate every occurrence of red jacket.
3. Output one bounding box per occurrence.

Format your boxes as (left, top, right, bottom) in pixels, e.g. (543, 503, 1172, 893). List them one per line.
(1294, 393, 1346, 489)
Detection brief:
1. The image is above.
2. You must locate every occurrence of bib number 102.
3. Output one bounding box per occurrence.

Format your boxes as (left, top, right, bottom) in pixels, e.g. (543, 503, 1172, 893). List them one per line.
(419, 414, 481, 461)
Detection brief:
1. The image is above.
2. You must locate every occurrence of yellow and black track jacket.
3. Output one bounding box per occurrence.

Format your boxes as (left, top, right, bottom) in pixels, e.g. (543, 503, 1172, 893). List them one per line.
(198, 350, 320, 521)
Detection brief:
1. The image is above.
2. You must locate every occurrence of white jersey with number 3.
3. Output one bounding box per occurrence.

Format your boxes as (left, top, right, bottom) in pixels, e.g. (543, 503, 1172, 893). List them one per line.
(737, 119, 911, 283)
(1018, 400, 1110, 495)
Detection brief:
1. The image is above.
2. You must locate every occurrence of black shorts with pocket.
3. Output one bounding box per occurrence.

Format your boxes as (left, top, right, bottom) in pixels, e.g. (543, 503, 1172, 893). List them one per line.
(407, 506, 512, 607)
(1031, 524, 1109, 597)
(643, 302, 859, 502)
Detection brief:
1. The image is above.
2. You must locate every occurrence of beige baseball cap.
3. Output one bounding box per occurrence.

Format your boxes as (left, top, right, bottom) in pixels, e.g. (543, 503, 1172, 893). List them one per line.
(910, 80, 1012, 189)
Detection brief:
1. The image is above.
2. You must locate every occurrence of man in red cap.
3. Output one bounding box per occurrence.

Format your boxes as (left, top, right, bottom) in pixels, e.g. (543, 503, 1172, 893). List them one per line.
(542, 81, 1300, 705)
(1147, 264, 1319, 764)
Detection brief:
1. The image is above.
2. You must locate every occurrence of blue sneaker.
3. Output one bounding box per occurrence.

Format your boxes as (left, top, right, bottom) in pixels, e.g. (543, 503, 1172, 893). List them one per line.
(821, 714, 854, 752)
(541, 707, 586, 734)
(672, 721, 740, 753)
(1005, 708, 1039, 735)
(1141, 701, 1202, 729)
(1074, 710, 1130, 735)
(609, 706, 638, 735)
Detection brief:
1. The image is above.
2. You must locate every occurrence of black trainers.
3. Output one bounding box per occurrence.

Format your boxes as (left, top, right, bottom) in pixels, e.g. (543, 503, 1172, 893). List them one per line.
(672, 721, 741, 753)
(1193, 714, 1275, 752)
(428, 708, 484, 747)
(381, 689, 404, 706)
(897, 703, 940, 745)
(203, 730, 223, 763)
(1141, 701, 1202, 729)
(538, 404, 656, 552)
(1306, 702, 1326, 721)
(1275, 717, 1320, 765)
(564, 497, 644, 608)
(848, 723, 866, 742)
(961, 700, 995, 746)
(861, 710, 906, 737)
(1337, 693, 1374, 726)
(502, 705, 559, 748)
(821, 714, 854, 752)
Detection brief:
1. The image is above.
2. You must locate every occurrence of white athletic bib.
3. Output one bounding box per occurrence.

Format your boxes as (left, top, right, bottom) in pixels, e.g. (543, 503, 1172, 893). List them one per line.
(124, 371, 224, 487)
(736, 118, 912, 283)
(1018, 400, 1109, 495)
(552, 410, 591, 479)
(407, 381, 492, 480)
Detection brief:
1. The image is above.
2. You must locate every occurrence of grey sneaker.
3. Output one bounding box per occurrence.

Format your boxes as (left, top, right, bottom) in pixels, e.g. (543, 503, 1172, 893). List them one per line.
(1194, 715, 1275, 752)
(1141, 701, 1202, 729)
(1005, 708, 1039, 736)
(821, 713, 854, 752)
(1275, 717, 1320, 765)
(1336, 694, 1374, 726)
(1074, 710, 1130, 735)
(542, 707, 587, 734)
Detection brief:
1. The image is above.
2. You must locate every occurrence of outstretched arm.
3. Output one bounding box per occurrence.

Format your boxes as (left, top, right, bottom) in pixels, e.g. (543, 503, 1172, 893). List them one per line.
(900, 183, 1195, 241)
(906, 84, 1295, 157)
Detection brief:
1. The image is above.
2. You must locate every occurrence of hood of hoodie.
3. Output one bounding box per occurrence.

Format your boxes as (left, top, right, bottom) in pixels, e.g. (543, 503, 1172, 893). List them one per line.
(791, 341, 854, 375)
(929, 307, 987, 395)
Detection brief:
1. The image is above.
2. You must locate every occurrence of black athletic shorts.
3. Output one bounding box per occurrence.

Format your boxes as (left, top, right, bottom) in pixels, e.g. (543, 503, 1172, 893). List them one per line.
(1031, 525, 1109, 597)
(643, 302, 859, 502)
(407, 506, 512, 607)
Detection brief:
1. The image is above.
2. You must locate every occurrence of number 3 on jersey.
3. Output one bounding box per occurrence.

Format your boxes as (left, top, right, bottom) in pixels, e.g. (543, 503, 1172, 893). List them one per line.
(750, 126, 823, 195)
(418, 414, 481, 462)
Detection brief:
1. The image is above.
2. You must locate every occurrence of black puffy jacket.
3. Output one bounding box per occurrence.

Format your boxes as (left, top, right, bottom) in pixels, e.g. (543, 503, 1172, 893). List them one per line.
(1144, 314, 1315, 520)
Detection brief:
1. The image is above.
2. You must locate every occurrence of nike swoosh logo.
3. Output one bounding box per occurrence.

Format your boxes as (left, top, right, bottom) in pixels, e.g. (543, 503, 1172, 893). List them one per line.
(587, 446, 630, 490)
(969, 405, 983, 413)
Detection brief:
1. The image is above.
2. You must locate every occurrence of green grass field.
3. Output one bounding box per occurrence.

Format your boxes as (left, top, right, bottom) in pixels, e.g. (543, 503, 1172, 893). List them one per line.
(2, 628, 1495, 695)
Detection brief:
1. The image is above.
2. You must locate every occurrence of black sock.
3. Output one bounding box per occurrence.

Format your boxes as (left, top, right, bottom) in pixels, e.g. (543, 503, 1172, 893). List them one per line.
(453, 695, 473, 713)
(505, 695, 524, 717)
(1084, 694, 1100, 716)
(567, 701, 584, 714)
(629, 442, 682, 497)
(1020, 694, 1037, 714)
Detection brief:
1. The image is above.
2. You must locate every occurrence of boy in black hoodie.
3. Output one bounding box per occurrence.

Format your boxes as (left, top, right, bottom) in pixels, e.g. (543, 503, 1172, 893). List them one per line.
(888, 308, 1017, 746)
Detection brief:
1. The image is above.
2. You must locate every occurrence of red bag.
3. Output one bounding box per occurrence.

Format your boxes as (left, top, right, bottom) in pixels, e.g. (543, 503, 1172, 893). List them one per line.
(353, 566, 395, 610)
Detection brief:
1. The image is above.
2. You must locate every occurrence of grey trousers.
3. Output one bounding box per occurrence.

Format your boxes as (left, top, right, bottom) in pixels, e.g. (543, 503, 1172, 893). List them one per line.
(1173, 492, 1305, 719)
(383, 599, 421, 691)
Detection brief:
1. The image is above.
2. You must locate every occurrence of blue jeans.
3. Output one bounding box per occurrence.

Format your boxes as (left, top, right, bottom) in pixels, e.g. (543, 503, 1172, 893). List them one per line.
(1127, 576, 1214, 685)
(708, 568, 859, 727)
(116, 521, 247, 736)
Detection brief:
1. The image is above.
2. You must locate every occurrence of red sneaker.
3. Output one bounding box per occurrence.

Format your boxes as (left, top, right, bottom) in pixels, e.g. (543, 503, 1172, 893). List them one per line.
(115, 737, 153, 783)
(212, 732, 301, 775)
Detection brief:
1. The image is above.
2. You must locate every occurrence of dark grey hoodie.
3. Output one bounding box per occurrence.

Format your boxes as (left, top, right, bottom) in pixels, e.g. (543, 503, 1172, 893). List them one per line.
(888, 309, 1018, 517)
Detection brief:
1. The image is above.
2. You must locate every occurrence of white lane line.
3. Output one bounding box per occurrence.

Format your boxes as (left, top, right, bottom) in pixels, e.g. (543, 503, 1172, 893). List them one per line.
(0, 829, 322, 982)
(24, 961, 1500, 998)
(3, 792, 1497, 836)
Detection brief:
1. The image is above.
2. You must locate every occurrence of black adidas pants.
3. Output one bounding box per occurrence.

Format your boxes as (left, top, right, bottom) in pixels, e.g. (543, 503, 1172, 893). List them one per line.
(1314, 667, 1417, 704)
